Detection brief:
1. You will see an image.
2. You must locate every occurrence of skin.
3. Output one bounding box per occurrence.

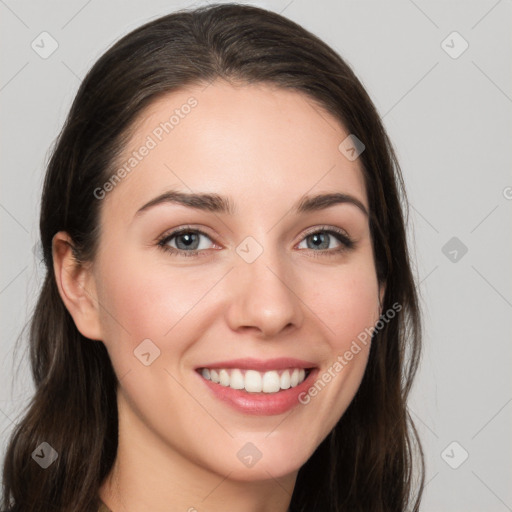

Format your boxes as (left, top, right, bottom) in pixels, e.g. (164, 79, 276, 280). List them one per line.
(53, 80, 384, 512)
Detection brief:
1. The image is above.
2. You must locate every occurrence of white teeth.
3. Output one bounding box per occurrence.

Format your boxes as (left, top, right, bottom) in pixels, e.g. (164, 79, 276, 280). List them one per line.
(245, 370, 262, 392)
(290, 369, 299, 387)
(262, 370, 280, 393)
(280, 370, 291, 390)
(219, 369, 230, 386)
(200, 367, 309, 393)
(230, 369, 245, 390)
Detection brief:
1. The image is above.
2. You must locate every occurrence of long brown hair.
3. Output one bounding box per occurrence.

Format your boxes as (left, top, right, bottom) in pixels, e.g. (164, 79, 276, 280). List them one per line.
(1, 4, 424, 511)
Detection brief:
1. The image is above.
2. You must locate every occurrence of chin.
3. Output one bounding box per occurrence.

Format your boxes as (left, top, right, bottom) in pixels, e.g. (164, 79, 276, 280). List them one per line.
(208, 438, 315, 482)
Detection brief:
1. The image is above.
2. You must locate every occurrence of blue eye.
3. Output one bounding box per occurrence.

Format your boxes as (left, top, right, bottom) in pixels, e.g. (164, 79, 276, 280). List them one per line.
(157, 228, 214, 257)
(157, 226, 354, 258)
(298, 228, 354, 256)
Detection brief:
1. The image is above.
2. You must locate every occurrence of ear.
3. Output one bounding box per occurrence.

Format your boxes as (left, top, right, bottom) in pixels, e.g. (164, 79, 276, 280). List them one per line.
(52, 231, 102, 341)
(378, 282, 386, 316)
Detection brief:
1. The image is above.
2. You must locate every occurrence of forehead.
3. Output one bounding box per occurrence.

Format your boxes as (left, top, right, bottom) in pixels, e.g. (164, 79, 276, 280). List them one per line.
(103, 80, 368, 218)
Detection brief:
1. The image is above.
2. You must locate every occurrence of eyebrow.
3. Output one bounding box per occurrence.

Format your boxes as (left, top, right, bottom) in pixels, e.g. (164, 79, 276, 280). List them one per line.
(134, 189, 368, 218)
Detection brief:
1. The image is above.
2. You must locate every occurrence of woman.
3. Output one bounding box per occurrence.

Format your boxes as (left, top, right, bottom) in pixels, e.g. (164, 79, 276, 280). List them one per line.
(1, 3, 424, 511)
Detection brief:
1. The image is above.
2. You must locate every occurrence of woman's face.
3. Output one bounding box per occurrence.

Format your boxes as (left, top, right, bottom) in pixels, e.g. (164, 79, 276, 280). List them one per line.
(89, 80, 382, 481)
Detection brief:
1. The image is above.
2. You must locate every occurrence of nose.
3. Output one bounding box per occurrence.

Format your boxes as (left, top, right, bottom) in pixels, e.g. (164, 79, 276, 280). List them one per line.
(225, 247, 304, 339)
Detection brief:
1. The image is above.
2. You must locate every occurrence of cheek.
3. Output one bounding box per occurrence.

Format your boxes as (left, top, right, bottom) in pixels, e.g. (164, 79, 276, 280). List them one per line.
(308, 262, 380, 350)
(94, 248, 224, 367)
(266, 260, 380, 452)
(94, 251, 193, 351)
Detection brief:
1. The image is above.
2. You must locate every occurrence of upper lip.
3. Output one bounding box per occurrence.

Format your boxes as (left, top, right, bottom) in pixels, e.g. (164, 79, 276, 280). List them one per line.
(195, 357, 317, 372)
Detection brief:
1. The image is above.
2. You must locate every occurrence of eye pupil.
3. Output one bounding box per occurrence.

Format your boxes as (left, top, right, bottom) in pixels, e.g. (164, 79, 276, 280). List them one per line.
(309, 232, 329, 250)
(176, 232, 199, 250)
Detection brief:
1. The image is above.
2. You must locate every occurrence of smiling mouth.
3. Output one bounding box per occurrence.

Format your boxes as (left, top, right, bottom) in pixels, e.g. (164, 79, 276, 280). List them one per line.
(197, 367, 313, 393)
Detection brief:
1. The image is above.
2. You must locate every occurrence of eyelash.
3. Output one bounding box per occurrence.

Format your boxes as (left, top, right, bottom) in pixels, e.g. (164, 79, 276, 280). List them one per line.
(156, 225, 355, 259)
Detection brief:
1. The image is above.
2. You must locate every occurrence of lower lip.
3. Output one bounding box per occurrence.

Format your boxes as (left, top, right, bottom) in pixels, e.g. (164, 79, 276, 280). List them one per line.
(196, 369, 319, 416)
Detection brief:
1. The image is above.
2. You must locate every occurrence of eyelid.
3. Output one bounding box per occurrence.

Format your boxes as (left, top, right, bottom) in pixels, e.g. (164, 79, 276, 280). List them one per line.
(295, 225, 355, 256)
(299, 224, 351, 242)
(156, 224, 219, 245)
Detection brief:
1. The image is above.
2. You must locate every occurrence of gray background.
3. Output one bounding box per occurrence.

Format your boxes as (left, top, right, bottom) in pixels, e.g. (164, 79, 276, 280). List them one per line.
(1, 0, 511, 510)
